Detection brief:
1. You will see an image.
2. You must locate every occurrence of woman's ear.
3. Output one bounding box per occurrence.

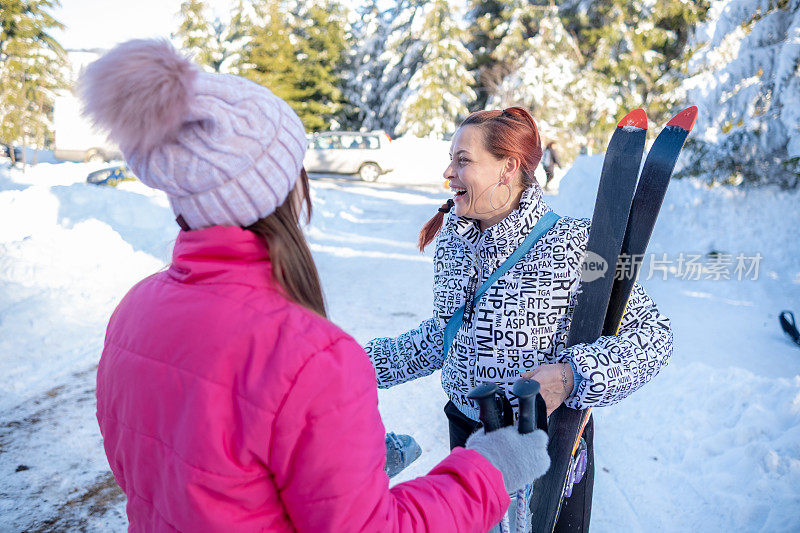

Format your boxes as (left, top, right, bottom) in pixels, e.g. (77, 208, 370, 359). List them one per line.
(501, 156, 522, 184)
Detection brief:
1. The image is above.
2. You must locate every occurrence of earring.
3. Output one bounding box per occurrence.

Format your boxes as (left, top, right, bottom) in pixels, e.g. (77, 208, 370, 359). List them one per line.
(489, 181, 512, 211)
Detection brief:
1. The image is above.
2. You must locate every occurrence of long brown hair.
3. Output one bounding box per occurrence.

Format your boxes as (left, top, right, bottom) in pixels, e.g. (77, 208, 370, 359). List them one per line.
(418, 106, 543, 251)
(246, 168, 327, 318)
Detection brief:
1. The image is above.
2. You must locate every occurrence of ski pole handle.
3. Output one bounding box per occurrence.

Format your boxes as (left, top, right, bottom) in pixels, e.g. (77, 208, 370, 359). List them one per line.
(468, 382, 503, 433)
(512, 378, 548, 434)
(512, 379, 538, 434)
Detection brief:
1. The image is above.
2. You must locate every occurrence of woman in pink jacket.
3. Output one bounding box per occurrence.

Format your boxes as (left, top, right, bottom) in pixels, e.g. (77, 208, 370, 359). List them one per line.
(82, 40, 550, 532)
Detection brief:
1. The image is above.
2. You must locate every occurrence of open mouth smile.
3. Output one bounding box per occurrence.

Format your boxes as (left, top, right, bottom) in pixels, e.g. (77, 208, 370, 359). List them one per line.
(450, 186, 467, 198)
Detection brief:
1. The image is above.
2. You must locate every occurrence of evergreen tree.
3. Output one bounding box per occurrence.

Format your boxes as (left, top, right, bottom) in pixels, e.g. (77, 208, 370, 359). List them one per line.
(375, 0, 427, 135)
(489, 0, 539, 61)
(395, 0, 476, 138)
(218, 0, 251, 73)
(563, 0, 709, 128)
(291, 0, 349, 131)
(465, 0, 543, 109)
(174, 0, 214, 67)
(174, 0, 250, 73)
(676, 0, 800, 189)
(464, 0, 508, 109)
(238, 1, 305, 115)
(239, 0, 348, 132)
(0, 0, 67, 163)
(487, 9, 610, 157)
(343, 0, 391, 130)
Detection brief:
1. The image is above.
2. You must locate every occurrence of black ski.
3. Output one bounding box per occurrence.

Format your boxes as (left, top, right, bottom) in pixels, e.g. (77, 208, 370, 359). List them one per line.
(529, 106, 698, 533)
(528, 109, 648, 533)
(603, 106, 699, 334)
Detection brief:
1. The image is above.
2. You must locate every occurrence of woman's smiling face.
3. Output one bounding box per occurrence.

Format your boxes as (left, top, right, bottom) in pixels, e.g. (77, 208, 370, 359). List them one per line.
(444, 125, 519, 224)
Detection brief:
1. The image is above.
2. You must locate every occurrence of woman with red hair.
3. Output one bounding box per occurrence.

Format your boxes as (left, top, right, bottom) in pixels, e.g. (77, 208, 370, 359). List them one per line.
(366, 107, 674, 532)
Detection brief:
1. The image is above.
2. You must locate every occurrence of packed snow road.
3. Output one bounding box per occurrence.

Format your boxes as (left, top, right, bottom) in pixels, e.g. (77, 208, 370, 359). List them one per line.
(0, 157, 798, 531)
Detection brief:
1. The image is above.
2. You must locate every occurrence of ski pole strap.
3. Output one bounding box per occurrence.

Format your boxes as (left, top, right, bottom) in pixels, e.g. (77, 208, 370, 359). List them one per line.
(442, 211, 561, 359)
(780, 311, 800, 347)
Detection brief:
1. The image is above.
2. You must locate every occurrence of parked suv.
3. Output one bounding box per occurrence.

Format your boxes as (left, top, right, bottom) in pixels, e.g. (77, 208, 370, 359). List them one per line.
(303, 131, 394, 182)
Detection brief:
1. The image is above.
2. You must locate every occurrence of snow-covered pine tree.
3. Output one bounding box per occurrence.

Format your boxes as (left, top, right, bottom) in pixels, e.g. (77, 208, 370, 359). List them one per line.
(174, 0, 250, 74)
(394, 0, 476, 138)
(488, 0, 537, 59)
(375, 0, 428, 135)
(0, 0, 67, 165)
(206, 0, 251, 74)
(676, 0, 800, 189)
(174, 0, 215, 69)
(465, 0, 515, 109)
(343, 0, 391, 131)
(487, 8, 611, 157)
(562, 0, 708, 132)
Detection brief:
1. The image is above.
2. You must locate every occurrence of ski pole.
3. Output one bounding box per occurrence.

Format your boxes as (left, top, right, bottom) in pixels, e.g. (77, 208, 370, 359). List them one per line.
(511, 378, 547, 533)
(468, 382, 511, 533)
(512, 378, 547, 434)
(468, 382, 503, 433)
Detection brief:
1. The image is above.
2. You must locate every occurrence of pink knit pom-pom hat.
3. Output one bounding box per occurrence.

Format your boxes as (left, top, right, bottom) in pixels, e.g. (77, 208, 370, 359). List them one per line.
(78, 38, 308, 230)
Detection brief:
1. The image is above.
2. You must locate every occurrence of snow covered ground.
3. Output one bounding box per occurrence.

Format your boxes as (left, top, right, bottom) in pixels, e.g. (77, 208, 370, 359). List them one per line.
(1, 150, 799, 531)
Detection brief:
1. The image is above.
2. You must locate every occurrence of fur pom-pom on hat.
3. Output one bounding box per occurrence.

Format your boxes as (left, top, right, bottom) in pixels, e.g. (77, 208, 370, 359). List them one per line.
(78, 39, 198, 152)
(77, 38, 308, 230)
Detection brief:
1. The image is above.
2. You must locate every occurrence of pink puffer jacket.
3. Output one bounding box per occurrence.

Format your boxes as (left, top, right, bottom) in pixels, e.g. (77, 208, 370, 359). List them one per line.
(97, 225, 509, 532)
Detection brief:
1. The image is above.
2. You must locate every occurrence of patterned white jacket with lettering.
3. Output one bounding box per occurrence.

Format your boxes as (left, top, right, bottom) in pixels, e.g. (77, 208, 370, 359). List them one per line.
(365, 186, 673, 421)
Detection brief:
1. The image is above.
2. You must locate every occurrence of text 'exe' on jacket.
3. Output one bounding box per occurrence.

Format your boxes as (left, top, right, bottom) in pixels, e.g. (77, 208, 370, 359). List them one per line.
(97, 224, 510, 532)
(365, 187, 673, 421)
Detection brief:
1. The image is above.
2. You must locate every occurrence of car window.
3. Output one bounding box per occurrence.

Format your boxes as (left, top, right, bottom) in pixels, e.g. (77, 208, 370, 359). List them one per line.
(312, 134, 381, 150)
(341, 134, 367, 149)
(314, 135, 342, 149)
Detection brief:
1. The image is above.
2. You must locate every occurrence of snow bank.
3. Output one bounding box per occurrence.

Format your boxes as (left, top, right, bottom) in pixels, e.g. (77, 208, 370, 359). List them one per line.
(0, 162, 175, 530)
(0, 163, 174, 413)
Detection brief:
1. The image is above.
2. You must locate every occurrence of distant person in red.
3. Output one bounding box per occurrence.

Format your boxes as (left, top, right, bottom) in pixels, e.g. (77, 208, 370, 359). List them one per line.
(80, 39, 550, 532)
(542, 141, 561, 191)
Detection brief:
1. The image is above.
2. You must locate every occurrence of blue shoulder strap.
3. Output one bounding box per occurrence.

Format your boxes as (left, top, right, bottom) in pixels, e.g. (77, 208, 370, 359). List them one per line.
(442, 211, 560, 359)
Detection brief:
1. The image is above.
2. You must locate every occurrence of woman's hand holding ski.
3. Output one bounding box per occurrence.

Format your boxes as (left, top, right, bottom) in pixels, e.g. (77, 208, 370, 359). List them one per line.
(521, 363, 574, 415)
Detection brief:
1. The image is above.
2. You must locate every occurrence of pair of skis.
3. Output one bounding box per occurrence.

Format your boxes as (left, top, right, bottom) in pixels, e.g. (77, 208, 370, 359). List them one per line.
(527, 106, 699, 533)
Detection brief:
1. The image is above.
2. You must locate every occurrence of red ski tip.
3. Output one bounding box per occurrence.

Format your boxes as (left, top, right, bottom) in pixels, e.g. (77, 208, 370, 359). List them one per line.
(667, 106, 699, 131)
(617, 108, 647, 130)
